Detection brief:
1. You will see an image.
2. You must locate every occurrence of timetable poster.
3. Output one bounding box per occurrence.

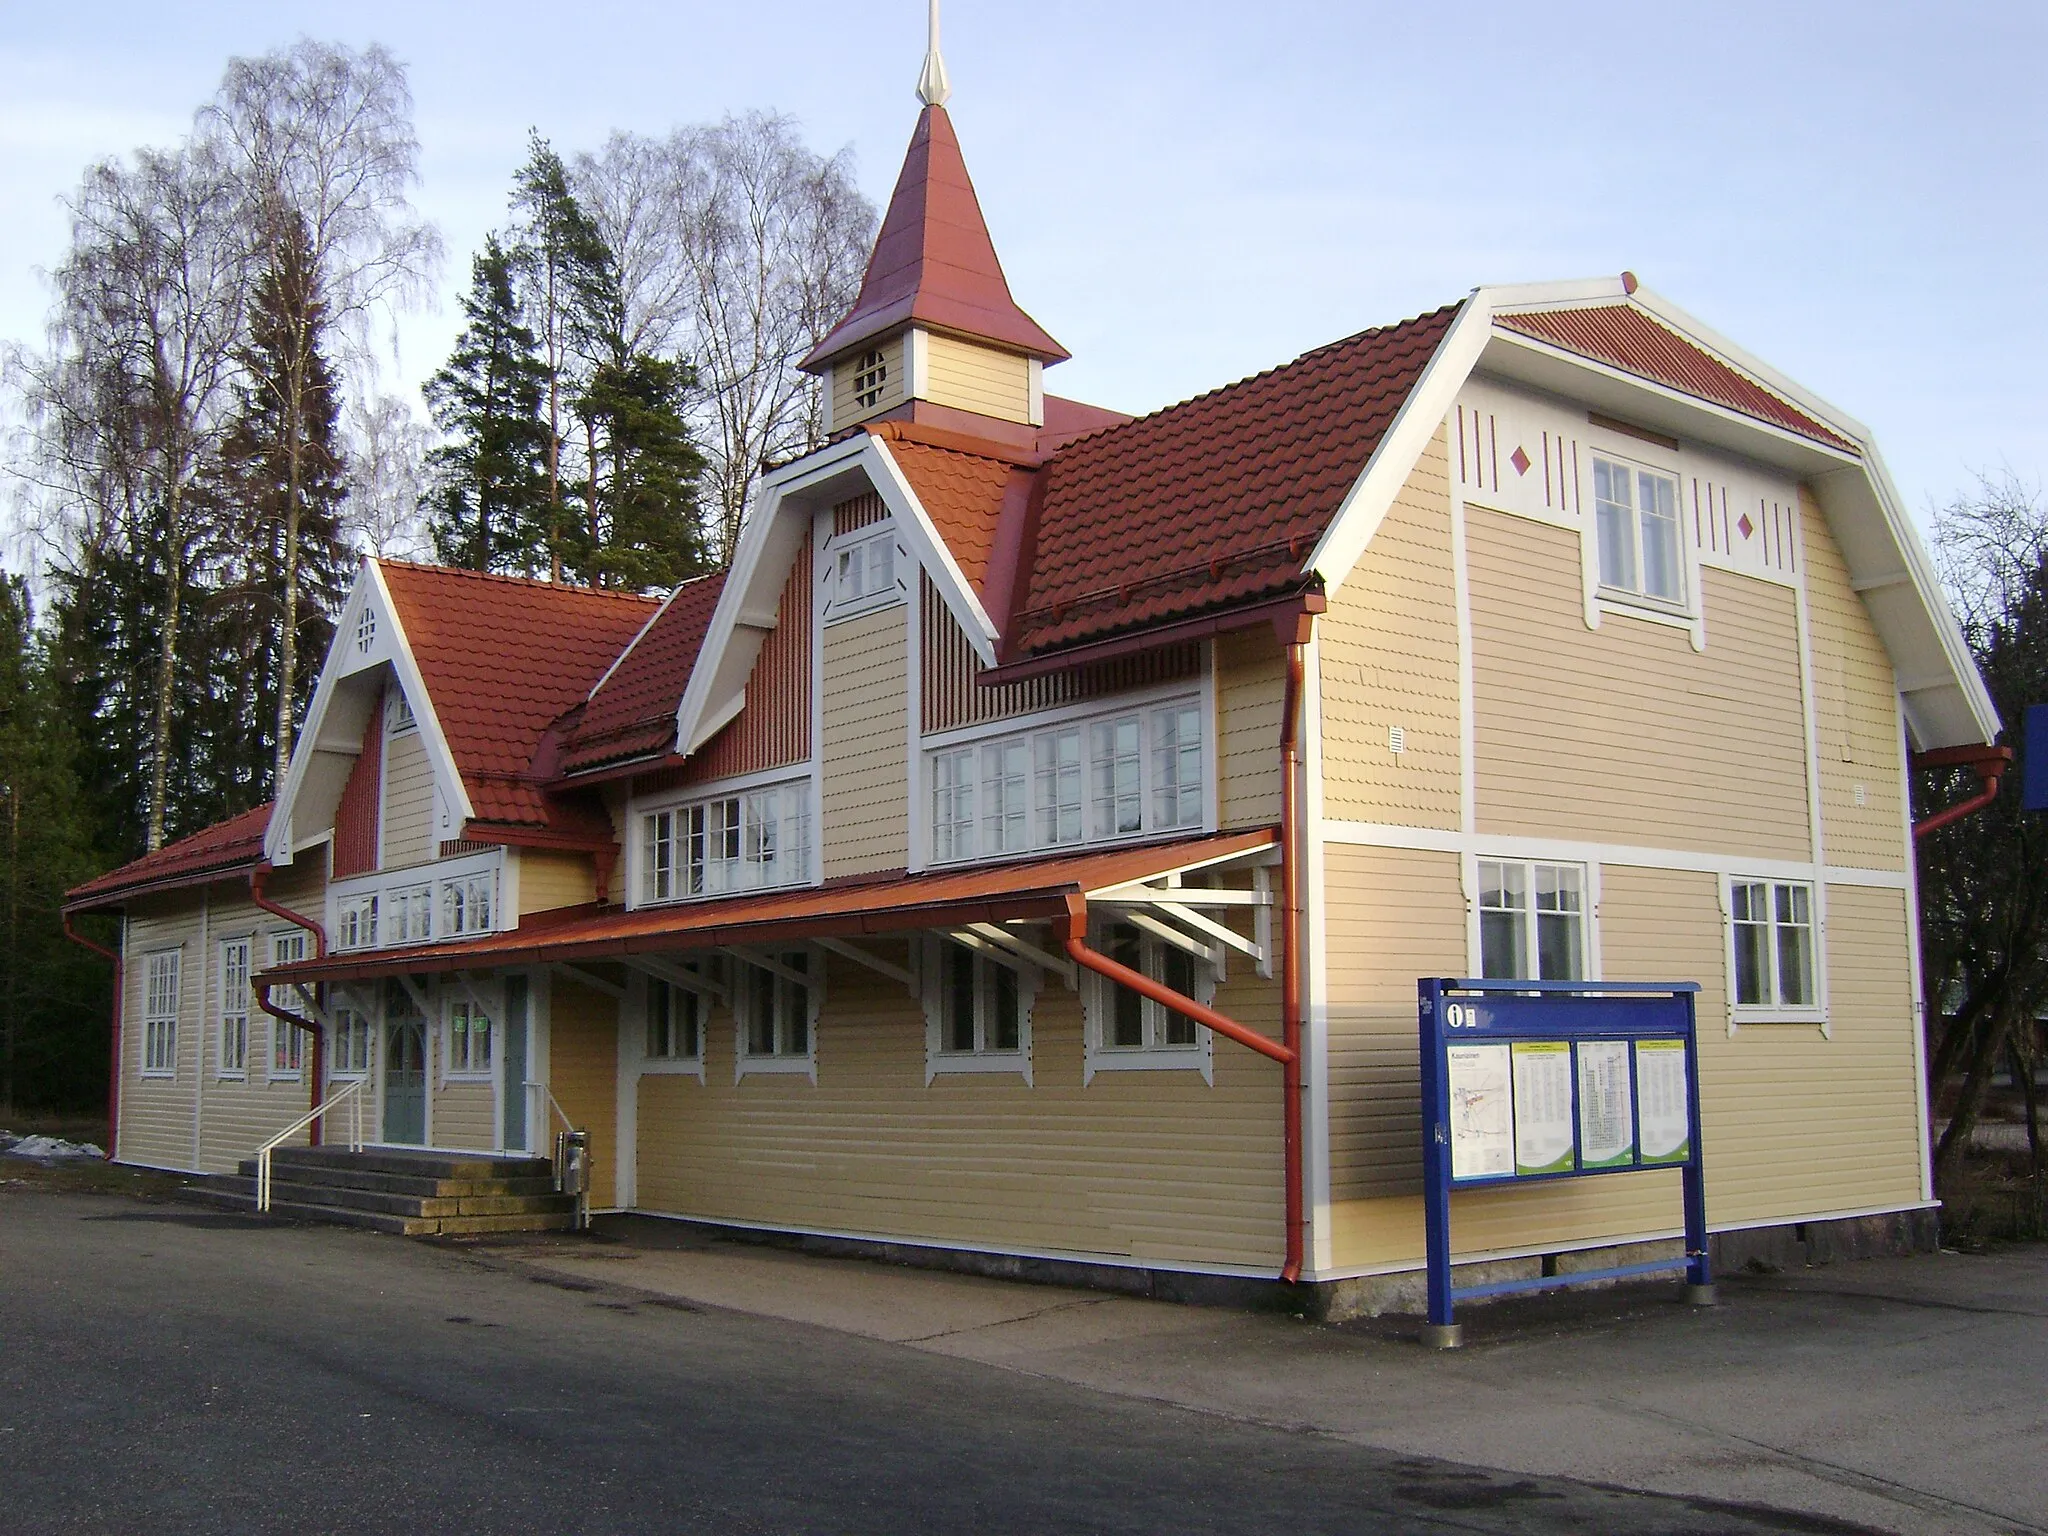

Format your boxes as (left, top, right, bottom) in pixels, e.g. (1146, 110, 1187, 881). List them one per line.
(1575, 1039, 1636, 1168)
(1446, 1043, 1514, 1180)
(1635, 1038, 1692, 1164)
(1510, 1041, 1574, 1175)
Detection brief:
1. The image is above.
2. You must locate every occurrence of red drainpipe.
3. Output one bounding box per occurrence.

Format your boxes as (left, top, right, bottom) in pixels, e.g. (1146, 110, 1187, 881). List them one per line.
(1277, 640, 1308, 1284)
(62, 910, 120, 1162)
(251, 862, 329, 1143)
(1910, 744, 2013, 839)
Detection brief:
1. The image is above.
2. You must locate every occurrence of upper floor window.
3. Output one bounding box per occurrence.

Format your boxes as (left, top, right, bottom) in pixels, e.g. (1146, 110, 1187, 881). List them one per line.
(1593, 456, 1684, 608)
(832, 527, 900, 614)
(142, 950, 180, 1078)
(929, 699, 1205, 865)
(442, 873, 494, 937)
(387, 689, 417, 735)
(640, 782, 810, 905)
(388, 884, 433, 945)
(1478, 860, 1586, 981)
(354, 606, 377, 654)
(853, 347, 888, 409)
(1731, 879, 1818, 1014)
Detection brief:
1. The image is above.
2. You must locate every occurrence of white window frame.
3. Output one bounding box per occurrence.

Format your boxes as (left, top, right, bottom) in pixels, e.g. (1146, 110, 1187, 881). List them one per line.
(633, 774, 813, 908)
(1473, 858, 1592, 983)
(354, 605, 377, 655)
(441, 871, 495, 938)
(1589, 451, 1693, 620)
(1724, 875, 1827, 1026)
(141, 949, 180, 1079)
(853, 346, 888, 409)
(922, 939, 1034, 1083)
(268, 932, 308, 1079)
(732, 949, 820, 1083)
(443, 994, 494, 1081)
(386, 687, 417, 735)
(217, 937, 251, 1080)
(335, 891, 379, 951)
(386, 883, 433, 945)
(1083, 918, 1215, 1083)
(926, 693, 1211, 868)
(330, 1005, 374, 1080)
(824, 524, 905, 621)
(638, 972, 708, 1080)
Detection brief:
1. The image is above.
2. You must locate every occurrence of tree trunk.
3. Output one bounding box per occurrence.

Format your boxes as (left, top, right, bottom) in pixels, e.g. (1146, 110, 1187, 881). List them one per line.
(1935, 1000, 2016, 1188)
(273, 336, 306, 795)
(2017, 1028, 2044, 1230)
(146, 481, 185, 853)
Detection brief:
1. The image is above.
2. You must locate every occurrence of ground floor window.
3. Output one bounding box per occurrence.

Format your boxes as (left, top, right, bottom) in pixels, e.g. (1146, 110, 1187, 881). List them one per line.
(925, 943, 1031, 1078)
(142, 950, 180, 1077)
(1085, 920, 1212, 1077)
(331, 1008, 372, 1077)
(445, 997, 493, 1078)
(1478, 860, 1587, 981)
(645, 977, 703, 1065)
(218, 938, 250, 1079)
(736, 951, 816, 1077)
(1731, 878, 1819, 1014)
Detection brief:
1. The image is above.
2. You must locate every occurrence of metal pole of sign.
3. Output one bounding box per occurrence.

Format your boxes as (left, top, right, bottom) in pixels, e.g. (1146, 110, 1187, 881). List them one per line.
(1419, 979, 1461, 1349)
(1681, 986, 1716, 1303)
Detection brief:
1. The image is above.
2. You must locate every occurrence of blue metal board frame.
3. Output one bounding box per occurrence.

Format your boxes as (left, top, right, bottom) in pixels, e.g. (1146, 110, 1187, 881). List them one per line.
(1419, 979, 1710, 1335)
(2024, 704, 2048, 812)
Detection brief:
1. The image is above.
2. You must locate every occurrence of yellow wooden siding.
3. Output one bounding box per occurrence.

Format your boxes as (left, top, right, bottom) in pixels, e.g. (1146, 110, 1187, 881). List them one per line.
(195, 888, 325, 1174)
(1469, 507, 1811, 859)
(633, 947, 1287, 1268)
(830, 333, 908, 429)
(1320, 428, 1460, 829)
(821, 605, 909, 877)
(381, 726, 435, 870)
(1802, 488, 1906, 869)
(431, 1077, 496, 1151)
(921, 331, 1033, 424)
(1216, 627, 1283, 829)
(1603, 866, 1922, 1222)
(549, 979, 620, 1207)
(117, 899, 202, 1169)
(1324, 844, 1466, 1208)
(518, 850, 594, 916)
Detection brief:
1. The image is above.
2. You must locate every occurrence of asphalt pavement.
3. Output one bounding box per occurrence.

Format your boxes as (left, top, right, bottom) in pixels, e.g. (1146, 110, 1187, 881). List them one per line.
(1, 1182, 2040, 1535)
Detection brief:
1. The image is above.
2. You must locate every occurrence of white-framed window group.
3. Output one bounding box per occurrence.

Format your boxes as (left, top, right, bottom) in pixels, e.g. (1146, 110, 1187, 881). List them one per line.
(330, 854, 503, 953)
(930, 698, 1206, 866)
(1477, 859, 1588, 982)
(1729, 877, 1821, 1018)
(1592, 454, 1686, 610)
(639, 780, 811, 906)
(831, 525, 899, 615)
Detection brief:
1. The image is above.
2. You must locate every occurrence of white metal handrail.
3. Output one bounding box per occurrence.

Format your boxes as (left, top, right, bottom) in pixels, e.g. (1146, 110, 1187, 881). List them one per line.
(255, 1076, 369, 1213)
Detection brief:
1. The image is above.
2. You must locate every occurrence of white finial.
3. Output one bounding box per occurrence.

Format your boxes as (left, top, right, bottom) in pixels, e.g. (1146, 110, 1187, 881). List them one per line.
(917, 0, 952, 107)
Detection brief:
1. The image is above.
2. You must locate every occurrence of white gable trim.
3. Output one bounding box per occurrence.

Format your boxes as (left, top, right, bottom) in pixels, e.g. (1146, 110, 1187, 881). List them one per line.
(264, 561, 474, 865)
(1307, 279, 1998, 751)
(673, 432, 999, 757)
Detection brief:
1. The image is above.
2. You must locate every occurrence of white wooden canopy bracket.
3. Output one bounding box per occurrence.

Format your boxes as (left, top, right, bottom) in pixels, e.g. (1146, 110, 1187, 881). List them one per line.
(815, 937, 917, 994)
(554, 962, 628, 1001)
(396, 975, 435, 1018)
(965, 922, 1078, 988)
(727, 945, 817, 991)
(623, 955, 728, 1002)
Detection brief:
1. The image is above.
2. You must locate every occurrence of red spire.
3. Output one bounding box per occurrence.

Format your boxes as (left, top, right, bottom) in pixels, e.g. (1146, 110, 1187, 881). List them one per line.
(801, 105, 1067, 371)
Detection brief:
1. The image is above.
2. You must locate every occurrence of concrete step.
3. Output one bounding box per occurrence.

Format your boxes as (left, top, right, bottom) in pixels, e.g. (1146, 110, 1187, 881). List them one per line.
(195, 1184, 577, 1237)
(261, 1146, 553, 1182)
(213, 1175, 576, 1222)
(230, 1160, 558, 1200)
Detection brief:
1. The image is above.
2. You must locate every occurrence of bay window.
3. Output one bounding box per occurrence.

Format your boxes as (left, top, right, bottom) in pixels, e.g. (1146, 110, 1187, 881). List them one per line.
(641, 782, 810, 904)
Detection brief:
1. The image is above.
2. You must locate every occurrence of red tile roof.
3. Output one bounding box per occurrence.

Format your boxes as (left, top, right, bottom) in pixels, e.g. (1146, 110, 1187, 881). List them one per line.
(377, 563, 661, 827)
(66, 802, 272, 909)
(1495, 305, 1855, 452)
(877, 432, 1027, 599)
(263, 828, 1277, 984)
(1008, 302, 1463, 656)
(801, 105, 1068, 369)
(557, 573, 727, 776)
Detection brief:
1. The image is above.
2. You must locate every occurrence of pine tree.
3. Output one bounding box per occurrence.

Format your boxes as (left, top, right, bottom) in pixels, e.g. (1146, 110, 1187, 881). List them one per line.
(210, 210, 352, 811)
(575, 353, 708, 590)
(0, 578, 110, 1114)
(423, 236, 550, 574)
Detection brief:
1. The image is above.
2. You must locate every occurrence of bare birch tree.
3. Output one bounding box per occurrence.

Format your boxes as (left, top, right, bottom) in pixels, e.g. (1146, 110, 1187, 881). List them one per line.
(575, 113, 873, 560)
(10, 141, 247, 850)
(204, 39, 439, 791)
(340, 393, 433, 560)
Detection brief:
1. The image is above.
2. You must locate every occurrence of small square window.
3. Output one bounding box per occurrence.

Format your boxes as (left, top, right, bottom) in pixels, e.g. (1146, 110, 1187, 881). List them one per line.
(854, 348, 888, 409)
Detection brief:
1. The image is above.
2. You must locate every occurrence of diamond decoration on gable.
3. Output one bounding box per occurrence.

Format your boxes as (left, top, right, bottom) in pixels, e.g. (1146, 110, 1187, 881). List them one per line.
(1510, 446, 1532, 477)
(1738, 512, 1756, 540)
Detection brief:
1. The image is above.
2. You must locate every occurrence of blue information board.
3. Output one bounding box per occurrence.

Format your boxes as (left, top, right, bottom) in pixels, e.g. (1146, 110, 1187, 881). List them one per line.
(1418, 979, 1711, 1347)
(2024, 704, 2048, 812)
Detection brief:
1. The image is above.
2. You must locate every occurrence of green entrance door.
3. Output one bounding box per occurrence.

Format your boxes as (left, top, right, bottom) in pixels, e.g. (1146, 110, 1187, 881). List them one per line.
(383, 1019, 427, 1145)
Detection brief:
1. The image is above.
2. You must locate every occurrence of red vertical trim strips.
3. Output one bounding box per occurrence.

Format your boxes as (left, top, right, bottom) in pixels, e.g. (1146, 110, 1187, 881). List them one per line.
(331, 695, 383, 878)
(688, 529, 814, 782)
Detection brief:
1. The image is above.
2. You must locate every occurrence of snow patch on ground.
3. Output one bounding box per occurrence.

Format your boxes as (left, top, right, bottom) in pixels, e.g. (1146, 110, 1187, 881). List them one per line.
(1, 1132, 106, 1161)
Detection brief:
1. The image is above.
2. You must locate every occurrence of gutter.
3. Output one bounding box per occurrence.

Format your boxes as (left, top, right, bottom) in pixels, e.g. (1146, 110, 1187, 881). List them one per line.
(1910, 744, 2013, 839)
(982, 592, 1327, 687)
(251, 863, 329, 1142)
(61, 912, 120, 1162)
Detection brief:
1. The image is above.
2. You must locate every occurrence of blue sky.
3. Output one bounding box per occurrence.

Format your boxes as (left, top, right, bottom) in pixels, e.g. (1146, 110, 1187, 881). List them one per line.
(3, 1, 2043, 529)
